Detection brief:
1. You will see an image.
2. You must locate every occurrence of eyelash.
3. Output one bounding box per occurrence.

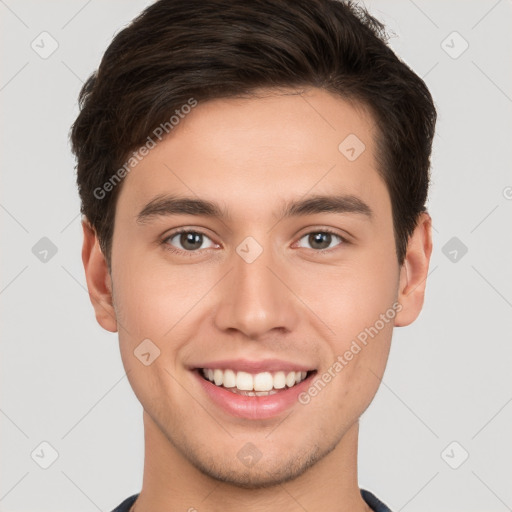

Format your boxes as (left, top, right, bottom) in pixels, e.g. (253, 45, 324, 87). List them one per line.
(161, 227, 348, 256)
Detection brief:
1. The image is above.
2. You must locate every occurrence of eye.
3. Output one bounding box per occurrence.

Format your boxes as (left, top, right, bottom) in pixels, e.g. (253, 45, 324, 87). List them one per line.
(296, 229, 346, 251)
(163, 229, 217, 253)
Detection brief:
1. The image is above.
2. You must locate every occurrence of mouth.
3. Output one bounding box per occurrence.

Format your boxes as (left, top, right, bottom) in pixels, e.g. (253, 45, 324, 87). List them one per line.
(192, 362, 317, 420)
(198, 368, 314, 396)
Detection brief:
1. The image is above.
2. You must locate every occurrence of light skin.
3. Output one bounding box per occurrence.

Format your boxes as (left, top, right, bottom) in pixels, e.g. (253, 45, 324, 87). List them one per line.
(82, 87, 432, 512)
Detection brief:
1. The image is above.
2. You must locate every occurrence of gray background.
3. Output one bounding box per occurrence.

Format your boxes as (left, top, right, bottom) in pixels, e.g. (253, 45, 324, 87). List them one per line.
(1, 1, 511, 511)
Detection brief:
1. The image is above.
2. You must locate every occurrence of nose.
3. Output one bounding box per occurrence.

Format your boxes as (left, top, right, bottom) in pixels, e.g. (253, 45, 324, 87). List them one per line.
(213, 241, 300, 339)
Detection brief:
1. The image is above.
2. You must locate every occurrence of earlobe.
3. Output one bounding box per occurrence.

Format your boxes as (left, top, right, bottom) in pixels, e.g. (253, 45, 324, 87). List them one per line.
(81, 219, 118, 333)
(395, 212, 433, 327)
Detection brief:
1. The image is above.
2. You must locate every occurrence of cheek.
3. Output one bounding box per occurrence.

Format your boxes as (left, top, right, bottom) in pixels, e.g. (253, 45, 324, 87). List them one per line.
(288, 249, 398, 407)
(290, 251, 399, 342)
(112, 249, 211, 336)
(303, 316, 394, 427)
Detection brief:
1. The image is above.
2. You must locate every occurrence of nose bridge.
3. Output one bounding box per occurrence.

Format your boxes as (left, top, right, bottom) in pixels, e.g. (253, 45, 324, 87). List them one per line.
(213, 237, 298, 337)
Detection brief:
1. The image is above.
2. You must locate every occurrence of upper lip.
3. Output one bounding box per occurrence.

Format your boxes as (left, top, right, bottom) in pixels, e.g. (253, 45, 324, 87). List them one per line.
(191, 359, 315, 374)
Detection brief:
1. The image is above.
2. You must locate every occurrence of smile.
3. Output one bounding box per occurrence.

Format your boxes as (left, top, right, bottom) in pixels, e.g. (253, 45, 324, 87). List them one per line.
(200, 368, 310, 396)
(193, 361, 317, 420)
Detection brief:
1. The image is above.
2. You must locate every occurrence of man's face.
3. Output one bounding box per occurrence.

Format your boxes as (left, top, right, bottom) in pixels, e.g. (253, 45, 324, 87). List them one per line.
(107, 88, 401, 486)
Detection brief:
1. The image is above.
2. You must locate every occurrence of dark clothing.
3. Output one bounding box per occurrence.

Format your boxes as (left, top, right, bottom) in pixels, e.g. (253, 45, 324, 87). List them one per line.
(111, 488, 393, 511)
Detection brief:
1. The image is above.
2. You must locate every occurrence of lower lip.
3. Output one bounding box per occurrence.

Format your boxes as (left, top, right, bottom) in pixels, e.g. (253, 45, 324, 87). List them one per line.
(194, 370, 314, 420)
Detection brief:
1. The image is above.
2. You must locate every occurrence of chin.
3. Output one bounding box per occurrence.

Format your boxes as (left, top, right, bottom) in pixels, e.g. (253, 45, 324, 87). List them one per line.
(186, 441, 332, 490)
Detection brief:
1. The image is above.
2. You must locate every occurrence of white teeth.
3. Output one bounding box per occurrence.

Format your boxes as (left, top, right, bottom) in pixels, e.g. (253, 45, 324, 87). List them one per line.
(236, 371, 254, 391)
(285, 371, 296, 387)
(201, 368, 309, 392)
(213, 369, 223, 386)
(253, 372, 273, 392)
(254, 390, 277, 396)
(223, 369, 236, 388)
(273, 371, 286, 389)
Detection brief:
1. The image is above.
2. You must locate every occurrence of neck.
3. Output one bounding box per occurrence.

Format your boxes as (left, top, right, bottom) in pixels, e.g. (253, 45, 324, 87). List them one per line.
(131, 411, 371, 512)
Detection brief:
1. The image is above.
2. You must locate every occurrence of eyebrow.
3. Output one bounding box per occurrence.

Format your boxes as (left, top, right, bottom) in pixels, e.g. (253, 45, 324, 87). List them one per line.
(136, 193, 373, 224)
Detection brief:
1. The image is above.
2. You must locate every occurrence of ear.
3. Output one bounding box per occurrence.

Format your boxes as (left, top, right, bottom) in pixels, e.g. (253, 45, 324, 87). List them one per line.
(395, 212, 433, 327)
(81, 218, 118, 332)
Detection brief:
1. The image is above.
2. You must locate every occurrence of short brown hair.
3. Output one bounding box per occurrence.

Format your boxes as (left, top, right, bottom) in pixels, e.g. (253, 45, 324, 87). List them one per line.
(70, 0, 436, 267)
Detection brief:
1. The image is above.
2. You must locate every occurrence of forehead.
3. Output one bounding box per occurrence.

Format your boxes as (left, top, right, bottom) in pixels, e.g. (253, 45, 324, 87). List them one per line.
(116, 88, 388, 219)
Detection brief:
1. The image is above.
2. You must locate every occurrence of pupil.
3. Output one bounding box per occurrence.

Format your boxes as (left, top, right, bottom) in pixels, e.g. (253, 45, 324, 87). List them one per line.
(310, 232, 331, 250)
(181, 232, 202, 250)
